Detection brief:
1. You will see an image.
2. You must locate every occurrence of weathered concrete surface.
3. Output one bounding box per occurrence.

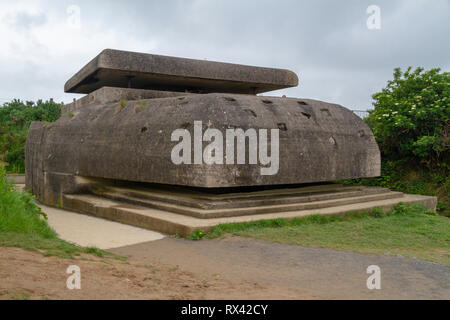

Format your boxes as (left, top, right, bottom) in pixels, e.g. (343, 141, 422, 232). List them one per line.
(26, 94, 380, 203)
(25, 122, 46, 202)
(38, 203, 164, 249)
(89, 184, 402, 219)
(61, 191, 437, 236)
(63, 87, 191, 114)
(64, 49, 298, 94)
(6, 174, 25, 184)
(89, 184, 392, 211)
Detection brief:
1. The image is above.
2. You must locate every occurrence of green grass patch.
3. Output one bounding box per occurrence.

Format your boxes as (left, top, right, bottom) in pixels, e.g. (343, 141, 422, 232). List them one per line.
(0, 232, 121, 260)
(200, 204, 450, 266)
(0, 165, 123, 260)
(187, 229, 207, 241)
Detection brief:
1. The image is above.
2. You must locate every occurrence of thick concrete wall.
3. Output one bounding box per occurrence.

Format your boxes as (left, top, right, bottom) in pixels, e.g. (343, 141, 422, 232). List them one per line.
(26, 93, 380, 201)
(63, 87, 191, 114)
(25, 122, 45, 199)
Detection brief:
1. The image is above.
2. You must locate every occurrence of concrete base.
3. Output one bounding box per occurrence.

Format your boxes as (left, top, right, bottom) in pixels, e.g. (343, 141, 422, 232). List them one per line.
(6, 174, 25, 184)
(90, 184, 401, 218)
(59, 184, 437, 236)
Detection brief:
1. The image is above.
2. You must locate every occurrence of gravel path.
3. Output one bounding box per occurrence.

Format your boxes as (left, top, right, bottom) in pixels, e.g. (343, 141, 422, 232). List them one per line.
(111, 236, 450, 299)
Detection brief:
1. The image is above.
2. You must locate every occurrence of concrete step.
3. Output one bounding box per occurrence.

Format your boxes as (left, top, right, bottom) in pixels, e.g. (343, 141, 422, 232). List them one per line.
(91, 184, 391, 210)
(100, 183, 360, 202)
(93, 189, 405, 219)
(61, 191, 437, 236)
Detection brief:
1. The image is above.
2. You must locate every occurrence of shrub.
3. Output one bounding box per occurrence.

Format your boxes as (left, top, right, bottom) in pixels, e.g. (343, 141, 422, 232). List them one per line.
(366, 67, 449, 167)
(0, 99, 62, 173)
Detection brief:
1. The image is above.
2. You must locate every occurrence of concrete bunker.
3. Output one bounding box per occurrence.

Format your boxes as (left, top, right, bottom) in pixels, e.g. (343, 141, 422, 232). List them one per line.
(23, 49, 418, 236)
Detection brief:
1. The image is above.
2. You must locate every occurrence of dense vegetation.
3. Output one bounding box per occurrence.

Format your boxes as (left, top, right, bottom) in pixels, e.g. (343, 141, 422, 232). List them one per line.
(0, 163, 53, 236)
(366, 67, 449, 166)
(0, 99, 62, 173)
(349, 67, 449, 215)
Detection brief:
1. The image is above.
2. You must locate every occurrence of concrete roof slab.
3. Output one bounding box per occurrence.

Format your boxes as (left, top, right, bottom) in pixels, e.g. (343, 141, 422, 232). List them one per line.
(64, 49, 299, 94)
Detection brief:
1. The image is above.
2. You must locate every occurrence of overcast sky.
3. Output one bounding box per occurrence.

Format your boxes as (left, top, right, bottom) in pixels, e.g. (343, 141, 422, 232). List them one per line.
(0, 0, 448, 110)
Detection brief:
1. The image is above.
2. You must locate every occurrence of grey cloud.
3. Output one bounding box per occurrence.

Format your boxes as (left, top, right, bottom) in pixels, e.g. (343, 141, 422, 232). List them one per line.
(0, 0, 448, 109)
(9, 11, 47, 31)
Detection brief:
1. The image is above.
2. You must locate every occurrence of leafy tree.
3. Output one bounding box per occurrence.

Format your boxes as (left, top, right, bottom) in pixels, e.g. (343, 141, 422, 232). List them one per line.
(0, 99, 62, 173)
(366, 67, 449, 168)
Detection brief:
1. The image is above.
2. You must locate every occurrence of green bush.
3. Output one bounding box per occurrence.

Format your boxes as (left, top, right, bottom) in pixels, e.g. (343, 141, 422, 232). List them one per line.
(366, 67, 449, 167)
(0, 164, 55, 238)
(356, 67, 450, 215)
(0, 99, 62, 173)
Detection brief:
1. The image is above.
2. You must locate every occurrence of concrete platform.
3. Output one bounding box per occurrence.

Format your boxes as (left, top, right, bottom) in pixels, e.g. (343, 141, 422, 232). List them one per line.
(90, 184, 402, 218)
(11, 183, 165, 248)
(38, 204, 165, 250)
(6, 174, 25, 184)
(60, 184, 437, 236)
(65, 49, 298, 94)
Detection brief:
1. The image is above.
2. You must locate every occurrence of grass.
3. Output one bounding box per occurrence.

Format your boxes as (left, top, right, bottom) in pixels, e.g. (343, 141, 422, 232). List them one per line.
(0, 288, 34, 300)
(0, 165, 123, 260)
(201, 204, 450, 266)
(0, 232, 118, 260)
(115, 99, 128, 114)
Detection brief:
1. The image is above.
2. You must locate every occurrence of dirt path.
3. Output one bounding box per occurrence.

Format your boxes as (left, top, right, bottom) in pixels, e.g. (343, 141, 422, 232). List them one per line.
(1, 236, 449, 300)
(0, 247, 311, 300)
(110, 236, 450, 300)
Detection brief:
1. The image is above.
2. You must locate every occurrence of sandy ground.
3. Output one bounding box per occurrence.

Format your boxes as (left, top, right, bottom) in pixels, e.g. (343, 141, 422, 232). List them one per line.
(1, 236, 449, 299)
(0, 247, 311, 300)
